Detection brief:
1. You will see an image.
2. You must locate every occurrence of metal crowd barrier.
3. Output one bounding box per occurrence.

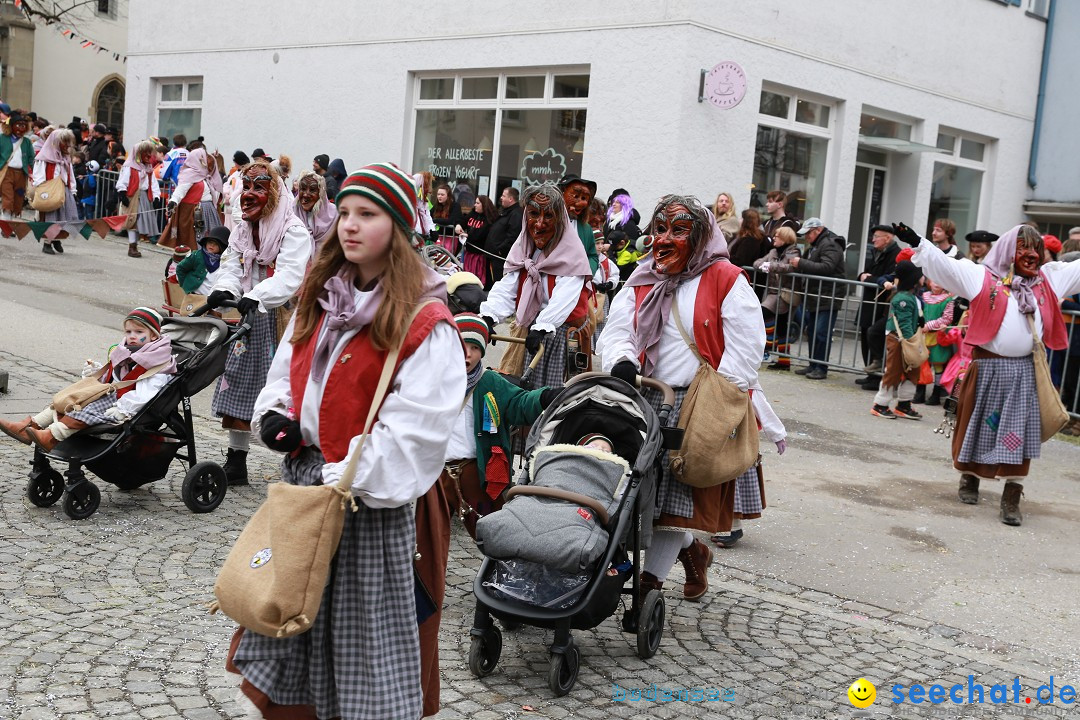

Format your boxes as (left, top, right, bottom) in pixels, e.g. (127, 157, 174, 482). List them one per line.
(90, 169, 172, 235)
(739, 265, 1080, 420)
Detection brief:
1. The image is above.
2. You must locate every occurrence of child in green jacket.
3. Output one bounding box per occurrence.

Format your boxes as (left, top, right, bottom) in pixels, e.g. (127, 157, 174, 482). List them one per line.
(175, 225, 229, 294)
(872, 261, 924, 420)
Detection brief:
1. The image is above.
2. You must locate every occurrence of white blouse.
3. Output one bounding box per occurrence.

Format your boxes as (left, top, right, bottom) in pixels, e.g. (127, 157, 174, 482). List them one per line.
(481, 265, 585, 334)
(212, 224, 312, 308)
(912, 240, 1080, 357)
(253, 297, 465, 509)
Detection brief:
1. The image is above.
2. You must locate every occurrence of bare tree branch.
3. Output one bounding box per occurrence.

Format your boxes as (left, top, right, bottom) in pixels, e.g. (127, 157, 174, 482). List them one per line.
(15, 0, 100, 32)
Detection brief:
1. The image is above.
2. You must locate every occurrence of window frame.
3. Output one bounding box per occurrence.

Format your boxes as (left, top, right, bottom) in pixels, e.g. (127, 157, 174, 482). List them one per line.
(929, 126, 993, 235)
(155, 76, 204, 139)
(409, 66, 590, 193)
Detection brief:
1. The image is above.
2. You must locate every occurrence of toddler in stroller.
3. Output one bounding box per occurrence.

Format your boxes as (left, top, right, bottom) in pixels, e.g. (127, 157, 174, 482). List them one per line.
(1, 307, 176, 451)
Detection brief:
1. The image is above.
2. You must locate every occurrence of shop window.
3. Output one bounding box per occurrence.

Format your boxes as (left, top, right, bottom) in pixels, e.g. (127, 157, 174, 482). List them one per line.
(412, 68, 589, 204)
(156, 77, 202, 142)
(860, 113, 912, 140)
(752, 85, 834, 219)
(929, 128, 991, 239)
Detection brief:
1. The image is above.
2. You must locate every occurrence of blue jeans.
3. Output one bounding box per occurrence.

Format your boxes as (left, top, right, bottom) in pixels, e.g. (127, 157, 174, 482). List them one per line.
(796, 305, 839, 373)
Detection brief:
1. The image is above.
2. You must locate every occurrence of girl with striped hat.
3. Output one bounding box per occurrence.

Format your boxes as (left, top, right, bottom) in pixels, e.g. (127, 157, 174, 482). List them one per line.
(228, 162, 463, 720)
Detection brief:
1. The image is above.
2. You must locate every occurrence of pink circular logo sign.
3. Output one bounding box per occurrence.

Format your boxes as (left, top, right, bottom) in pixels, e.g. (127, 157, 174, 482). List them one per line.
(703, 61, 747, 109)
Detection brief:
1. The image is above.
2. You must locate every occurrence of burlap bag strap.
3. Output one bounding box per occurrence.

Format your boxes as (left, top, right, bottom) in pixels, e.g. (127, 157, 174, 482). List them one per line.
(332, 299, 437, 492)
(670, 301, 708, 368)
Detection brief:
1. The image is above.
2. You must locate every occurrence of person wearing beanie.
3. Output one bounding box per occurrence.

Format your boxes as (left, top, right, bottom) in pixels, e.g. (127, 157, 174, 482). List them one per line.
(204, 160, 312, 486)
(871, 260, 924, 420)
(175, 226, 229, 294)
(312, 153, 330, 176)
(413, 310, 558, 716)
(0, 307, 176, 451)
(578, 432, 614, 454)
(230, 162, 456, 720)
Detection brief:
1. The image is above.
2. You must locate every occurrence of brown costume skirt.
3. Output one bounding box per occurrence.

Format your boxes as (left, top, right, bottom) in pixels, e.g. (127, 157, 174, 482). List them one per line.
(881, 334, 921, 387)
(157, 202, 195, 249)
(951, 349, 1031, 478)
(414, 470, 454, 718)
(656, 479, 736, 537)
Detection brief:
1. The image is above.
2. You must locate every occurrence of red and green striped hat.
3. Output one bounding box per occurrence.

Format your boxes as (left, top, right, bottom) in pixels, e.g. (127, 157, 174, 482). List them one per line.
(336, 162, 417, 231)
(454, 312, 489, 357)
(126, 306, 163, 335)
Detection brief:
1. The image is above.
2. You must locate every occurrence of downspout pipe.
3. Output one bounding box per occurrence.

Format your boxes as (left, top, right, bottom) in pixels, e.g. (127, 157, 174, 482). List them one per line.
(1028, 0, 1056, 189)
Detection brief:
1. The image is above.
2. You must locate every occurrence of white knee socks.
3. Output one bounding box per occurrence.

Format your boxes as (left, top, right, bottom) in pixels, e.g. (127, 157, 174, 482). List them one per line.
(643, 529, 693, 581)
(127, 230, 138, 245)
(228, 429, 250, 452)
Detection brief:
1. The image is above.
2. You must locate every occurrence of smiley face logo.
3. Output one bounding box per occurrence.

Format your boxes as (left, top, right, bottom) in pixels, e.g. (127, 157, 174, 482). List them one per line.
(847, 678, 876, 708)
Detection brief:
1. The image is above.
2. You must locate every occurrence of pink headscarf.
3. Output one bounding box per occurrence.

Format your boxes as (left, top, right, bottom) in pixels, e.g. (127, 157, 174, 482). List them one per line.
(981, 224, 1044, 315)
(503, 198, 592, 327)
(625, 204, 731, 375)
(106, 335, 177, 377)
(36, 130, 73, 173)
(176, 148, 223, 198)
(120, 143, 154, 177)
(229, 176, 308, 292)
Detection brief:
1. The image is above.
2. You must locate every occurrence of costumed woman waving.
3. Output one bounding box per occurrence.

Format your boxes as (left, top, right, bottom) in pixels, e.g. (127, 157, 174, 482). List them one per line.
(228, 163, 461, 720)
(902, 222, 1080, 526)
(205, 160, 313, 484)
(480, 184, 594, 388)
(599, 195, 768, 602)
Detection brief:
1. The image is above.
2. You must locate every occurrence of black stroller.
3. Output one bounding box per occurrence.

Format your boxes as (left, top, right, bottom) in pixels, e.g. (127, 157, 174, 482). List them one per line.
(467, 372, 682, 696)
(25, 302, 252, 520)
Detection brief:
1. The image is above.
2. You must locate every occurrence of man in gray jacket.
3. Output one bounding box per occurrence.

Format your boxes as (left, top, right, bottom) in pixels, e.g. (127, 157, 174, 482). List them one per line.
(789, 218, 848, 379)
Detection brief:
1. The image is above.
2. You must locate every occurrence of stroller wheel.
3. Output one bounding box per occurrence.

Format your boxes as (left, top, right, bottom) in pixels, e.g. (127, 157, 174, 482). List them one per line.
(636, 589, 665, 659)
(547, 642, 580, 697)
(62, 482, 101, 520)
(182, 461, 228, 514)
(27, 469, 64, 507)
(467, 626, 502, 678)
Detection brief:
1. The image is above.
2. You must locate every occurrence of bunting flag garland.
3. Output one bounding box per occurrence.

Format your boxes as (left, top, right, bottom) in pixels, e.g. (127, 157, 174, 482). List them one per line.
(53, 25, 126, 62)
(0, 215, 130, 242)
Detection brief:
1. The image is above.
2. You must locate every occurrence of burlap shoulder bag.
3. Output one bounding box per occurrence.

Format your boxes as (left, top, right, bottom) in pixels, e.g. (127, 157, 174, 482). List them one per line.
(210, 300, 433, 638)
(668, 305, 758, 488)
(890, 310, 929, 372)
(52, 361, 173, 414)
(30, 176, 66, 213)
(1027, 315, 1070, 442)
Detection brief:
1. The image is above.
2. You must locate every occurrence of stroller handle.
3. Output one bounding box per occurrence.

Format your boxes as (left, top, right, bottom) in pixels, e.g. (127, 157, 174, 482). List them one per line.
(566, 372, 676, 410)
(190, 299, 256, 341)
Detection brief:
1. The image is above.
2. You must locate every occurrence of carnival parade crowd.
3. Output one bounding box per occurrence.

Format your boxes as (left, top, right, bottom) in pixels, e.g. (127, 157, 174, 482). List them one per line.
(2, 102, 1080, 719)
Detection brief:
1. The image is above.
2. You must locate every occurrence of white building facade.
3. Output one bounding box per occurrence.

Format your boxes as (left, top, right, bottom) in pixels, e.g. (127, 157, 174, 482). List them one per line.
(31, 0, 128, 131)
(125, 0, 1049, 272)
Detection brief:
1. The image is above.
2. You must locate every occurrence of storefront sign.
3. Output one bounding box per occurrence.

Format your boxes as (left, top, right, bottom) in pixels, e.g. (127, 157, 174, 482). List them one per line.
(702, 61, 747, 109)
(520, 148, 567, 186)
(425, 146, 486, 181)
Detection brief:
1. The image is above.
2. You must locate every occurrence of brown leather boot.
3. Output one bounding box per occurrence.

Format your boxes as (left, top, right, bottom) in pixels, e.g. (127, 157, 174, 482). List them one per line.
(677, 539, 714, 601)
(958, 474, 980, 505)
(638, 571, 664, 603)
(127, 243, 142, 258)
(24, 426, 59, 452)
(1000, 482, 1023, 526)
(0, 416, 34, 445)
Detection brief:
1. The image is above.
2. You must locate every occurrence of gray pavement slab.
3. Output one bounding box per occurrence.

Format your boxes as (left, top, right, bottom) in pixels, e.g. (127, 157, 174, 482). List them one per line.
(0, 231, 1078, 718)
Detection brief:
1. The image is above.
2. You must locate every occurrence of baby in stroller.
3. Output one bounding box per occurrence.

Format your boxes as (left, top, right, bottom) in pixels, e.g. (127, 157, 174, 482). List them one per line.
(0, 307, 177, 451)
(476, 430, 632, 577)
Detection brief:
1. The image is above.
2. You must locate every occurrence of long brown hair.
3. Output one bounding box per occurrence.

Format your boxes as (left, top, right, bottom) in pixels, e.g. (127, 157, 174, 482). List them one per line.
(431, 183, 454, 221)
(738, 208, 765, 242)
(291, 219, 427, 351)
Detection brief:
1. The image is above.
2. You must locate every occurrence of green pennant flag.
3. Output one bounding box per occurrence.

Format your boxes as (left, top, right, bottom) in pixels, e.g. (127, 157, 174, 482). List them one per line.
(26, 222, 51, 240)
(79, 223, 94, 240)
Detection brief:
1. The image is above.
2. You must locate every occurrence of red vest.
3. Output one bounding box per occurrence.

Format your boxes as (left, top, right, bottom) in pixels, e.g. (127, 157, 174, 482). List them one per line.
(180, 181, 204, 205)
(516, 272, 592, 327)
(288, 302, 454, 463)
(632, 261, 744, 368)
(966, 271, 1066, 351)
(99, 362, 149, 399)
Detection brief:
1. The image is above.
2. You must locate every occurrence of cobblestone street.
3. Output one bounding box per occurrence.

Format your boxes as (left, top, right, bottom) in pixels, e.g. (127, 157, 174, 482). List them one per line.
(1, 333, 1078, 719)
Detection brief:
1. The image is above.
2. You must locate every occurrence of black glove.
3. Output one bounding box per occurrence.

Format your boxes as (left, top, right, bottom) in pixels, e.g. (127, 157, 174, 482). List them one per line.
(611, 360, 639, 386)
(205, 290, 234, 309)
(539, 387, 560, 408)
(236, 297, 260, 316)
(596, 281, 614, 294)
(525, 328, 549, 355)
(483, 316, 498, 344)
(891, 222, 921, 247)
(166, 201, 177, 217)
(259, 411, 302, 453)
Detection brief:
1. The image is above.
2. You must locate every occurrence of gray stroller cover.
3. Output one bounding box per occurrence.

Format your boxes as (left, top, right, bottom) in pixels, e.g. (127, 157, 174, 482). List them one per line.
(475, 444, 631, 573)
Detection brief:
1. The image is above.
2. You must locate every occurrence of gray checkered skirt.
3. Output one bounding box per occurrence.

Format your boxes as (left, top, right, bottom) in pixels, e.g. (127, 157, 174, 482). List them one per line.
(41, 188, 79, 223)
(134, 204, 160, 236)
(522, 322, 570, 389)
(65, 393, 119, 425)
(733, 462, 764, 516)
(956, 355, 1041, 467)
(231, 447, 423, 720)
(212, 309, 276, 422)
(194, 200, 222, 244)
(642, 386, 693, 519)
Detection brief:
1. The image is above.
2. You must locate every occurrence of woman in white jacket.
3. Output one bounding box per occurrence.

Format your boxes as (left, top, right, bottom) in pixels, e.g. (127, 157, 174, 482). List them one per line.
(32, 128, 79, 254)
